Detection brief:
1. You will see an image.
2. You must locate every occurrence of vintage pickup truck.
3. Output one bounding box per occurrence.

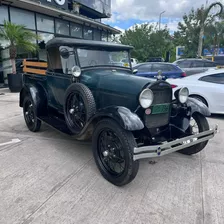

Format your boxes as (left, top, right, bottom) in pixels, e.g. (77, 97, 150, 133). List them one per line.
(19, 37, 218, 186)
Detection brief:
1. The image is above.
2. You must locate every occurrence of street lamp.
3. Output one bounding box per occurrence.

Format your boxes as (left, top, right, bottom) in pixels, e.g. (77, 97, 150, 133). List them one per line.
(159, 10, 166, 30)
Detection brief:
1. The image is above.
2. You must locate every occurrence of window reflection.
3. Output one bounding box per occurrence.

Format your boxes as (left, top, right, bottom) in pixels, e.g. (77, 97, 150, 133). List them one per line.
(36, 14, 54, 33)
(84, 27, 93, 40)
(70, 23, 83, 38)
(38, 32, 54, 61)
(101, 31, 108, 41)
(94, 29, 101, 41)
(10, 7, 35, 30)
(56, 19, 69, 36)
(0, 6, 8, 24)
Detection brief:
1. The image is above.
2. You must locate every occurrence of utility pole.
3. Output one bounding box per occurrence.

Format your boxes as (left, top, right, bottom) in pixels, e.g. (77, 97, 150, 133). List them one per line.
(159, 11, 165, 30)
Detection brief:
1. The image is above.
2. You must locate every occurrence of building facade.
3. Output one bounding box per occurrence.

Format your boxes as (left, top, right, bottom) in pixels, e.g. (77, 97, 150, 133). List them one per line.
(0, 0, 119, 85)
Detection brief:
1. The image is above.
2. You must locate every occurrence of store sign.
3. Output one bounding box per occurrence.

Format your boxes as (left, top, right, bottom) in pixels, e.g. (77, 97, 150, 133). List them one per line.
(38, 0, 68, 10)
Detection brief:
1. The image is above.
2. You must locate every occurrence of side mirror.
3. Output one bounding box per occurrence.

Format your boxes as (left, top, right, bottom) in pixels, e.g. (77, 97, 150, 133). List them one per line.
(71, 66, 81, 78)
(60, 48, 70, 59)
(133, 69, 138, 74)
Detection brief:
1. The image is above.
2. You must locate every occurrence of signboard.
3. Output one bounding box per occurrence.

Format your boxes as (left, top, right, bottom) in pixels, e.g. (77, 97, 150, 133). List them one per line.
(38, 0, 68, 10)
(203, 48, 224, 56)
(176, 46, 185, 59)
(75, 0, 111, 16)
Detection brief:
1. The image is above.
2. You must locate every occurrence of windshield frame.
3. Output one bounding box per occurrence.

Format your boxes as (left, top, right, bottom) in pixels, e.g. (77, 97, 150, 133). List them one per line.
(74, 46, 133, 70)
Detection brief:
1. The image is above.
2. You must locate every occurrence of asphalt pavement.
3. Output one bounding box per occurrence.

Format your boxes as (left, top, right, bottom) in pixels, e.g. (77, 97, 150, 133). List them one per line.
(0, 88, 224, 224)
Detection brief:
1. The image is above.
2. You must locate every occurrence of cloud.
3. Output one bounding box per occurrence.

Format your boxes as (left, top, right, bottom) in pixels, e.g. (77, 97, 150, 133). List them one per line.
(103, 0, 222, 32)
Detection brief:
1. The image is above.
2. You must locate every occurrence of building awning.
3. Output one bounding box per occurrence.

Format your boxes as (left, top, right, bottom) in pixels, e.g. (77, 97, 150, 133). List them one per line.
(2, 0, 120, 34)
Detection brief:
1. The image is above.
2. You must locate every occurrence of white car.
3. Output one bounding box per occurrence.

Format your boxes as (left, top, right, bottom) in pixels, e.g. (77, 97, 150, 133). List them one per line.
(166, 68, 224, 114)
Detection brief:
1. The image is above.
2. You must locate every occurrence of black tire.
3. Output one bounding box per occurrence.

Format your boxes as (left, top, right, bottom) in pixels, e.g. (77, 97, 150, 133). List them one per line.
(64, 83, 96, 135)
(92, 119, 139, 186)
(190, 95, 208, 107)
(178, 113, 209, 155)
(23, 95, 41, 132)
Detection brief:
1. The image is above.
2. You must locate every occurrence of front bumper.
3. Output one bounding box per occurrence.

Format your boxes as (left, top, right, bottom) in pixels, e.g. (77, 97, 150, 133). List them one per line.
(133, 125, 218, 161)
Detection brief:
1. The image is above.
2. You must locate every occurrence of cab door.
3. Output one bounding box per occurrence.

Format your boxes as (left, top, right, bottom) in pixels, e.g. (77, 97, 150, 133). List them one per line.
(46, 46, 76, 113)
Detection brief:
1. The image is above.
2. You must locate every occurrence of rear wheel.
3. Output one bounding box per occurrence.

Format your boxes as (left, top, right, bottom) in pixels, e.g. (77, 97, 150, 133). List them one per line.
(178, 113, 209, 155)
(23, 96, 41, 132)
(92, 119, 139, 186)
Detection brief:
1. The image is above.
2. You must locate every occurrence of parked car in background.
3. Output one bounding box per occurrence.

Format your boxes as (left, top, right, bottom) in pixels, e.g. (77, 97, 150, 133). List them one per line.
(121, 58, 138, 67)
(147, 57, 164, 62)
(133, 62, 186, 79)
(173, 58, 218, 76)
(131, 58, 138, 67)
(167, 69, 224, 114)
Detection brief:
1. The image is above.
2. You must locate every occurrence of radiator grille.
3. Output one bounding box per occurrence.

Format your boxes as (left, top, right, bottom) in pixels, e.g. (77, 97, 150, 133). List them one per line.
(144, 82, 172, 129)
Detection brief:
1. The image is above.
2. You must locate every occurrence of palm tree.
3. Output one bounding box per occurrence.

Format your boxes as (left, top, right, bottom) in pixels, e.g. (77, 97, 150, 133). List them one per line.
(0, 20, 39, 74)
(197, 2, 223, 57)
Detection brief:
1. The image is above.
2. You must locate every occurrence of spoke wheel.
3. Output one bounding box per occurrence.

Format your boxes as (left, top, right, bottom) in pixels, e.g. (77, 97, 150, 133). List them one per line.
(98, 129, 126, 177)
(64, 83, 96, 135)
(66, 92, 87, 133)
(23, 96, 41, 132)
(92, 119, 139, 186)
(178, 113, 209, 155)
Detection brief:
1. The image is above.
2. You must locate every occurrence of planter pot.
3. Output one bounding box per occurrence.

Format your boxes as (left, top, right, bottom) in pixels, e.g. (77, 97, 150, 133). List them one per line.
(7, 73, 23, 93)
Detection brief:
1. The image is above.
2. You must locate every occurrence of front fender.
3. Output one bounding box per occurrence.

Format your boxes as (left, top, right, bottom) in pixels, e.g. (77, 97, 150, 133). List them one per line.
(93, 106, 144, 131)
(186, 97, 211, 117)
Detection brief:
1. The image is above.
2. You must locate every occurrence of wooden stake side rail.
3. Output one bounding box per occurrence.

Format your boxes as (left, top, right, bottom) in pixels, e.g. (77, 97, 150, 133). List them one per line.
(23, 59, 47, 75)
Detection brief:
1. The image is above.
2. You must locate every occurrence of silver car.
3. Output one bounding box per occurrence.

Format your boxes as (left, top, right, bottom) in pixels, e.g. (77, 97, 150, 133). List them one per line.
(173, 58, 218, 76)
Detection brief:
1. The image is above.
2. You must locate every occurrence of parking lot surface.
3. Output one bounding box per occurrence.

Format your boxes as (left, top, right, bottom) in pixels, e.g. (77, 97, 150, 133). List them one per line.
(0, 88, 224, 224)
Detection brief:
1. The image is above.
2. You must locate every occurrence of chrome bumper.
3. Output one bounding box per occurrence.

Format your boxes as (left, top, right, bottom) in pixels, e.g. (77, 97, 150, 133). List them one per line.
(133, 125, 218, 161)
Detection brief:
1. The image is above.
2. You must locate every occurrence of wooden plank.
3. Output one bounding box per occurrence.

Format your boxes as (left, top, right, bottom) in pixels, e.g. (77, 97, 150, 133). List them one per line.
(23, 61, 48, 68)
(23, 67, 46, 75)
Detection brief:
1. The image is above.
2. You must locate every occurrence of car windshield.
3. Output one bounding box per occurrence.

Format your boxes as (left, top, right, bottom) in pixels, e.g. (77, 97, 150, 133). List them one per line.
(77, 48, 131, 68)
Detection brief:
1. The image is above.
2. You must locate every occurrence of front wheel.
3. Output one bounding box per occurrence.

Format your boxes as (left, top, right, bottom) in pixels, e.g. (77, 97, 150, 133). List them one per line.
(92, 119, 139, 186)
(178, 113, 209, 155)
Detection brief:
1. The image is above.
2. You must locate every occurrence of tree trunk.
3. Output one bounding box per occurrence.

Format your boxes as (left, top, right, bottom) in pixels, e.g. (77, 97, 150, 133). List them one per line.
(9, 45, 17, 74)
(198, 26, 204, 57)
(11, 58, 16, 74)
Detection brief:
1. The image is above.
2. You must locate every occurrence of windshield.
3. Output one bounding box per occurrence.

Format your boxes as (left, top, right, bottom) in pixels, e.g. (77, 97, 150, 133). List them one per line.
(77, 48, 131, 68)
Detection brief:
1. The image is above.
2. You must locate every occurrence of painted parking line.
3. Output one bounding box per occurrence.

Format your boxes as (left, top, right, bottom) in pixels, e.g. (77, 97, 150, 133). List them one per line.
(0, 138, 21, 147)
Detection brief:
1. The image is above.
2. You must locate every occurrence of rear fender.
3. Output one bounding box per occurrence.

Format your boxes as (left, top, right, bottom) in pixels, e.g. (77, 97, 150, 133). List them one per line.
(92, 106, 144, 131)
(19, 84, 47, 116)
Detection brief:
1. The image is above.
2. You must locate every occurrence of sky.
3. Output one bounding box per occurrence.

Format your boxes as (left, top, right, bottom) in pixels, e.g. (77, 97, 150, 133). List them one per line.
(103, 0, 224, 34)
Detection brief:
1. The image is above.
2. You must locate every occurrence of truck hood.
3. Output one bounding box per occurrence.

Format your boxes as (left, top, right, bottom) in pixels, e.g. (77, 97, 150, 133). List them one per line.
(80, 68, 156, 111)
(81, 68, 155, 93)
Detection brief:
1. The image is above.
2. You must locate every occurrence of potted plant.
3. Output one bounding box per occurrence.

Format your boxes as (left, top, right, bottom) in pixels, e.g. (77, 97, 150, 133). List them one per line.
(0, 20, 39, 92)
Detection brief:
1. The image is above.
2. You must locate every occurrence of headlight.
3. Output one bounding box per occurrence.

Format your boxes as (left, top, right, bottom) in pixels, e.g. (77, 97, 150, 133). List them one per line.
(178, 87, 189, 103)
(71, 66, 81, 77)
(139, 89, 154, 108)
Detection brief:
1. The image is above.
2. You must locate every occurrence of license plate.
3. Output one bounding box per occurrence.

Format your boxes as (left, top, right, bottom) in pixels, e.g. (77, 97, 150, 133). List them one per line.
(151, 104, 170, 114)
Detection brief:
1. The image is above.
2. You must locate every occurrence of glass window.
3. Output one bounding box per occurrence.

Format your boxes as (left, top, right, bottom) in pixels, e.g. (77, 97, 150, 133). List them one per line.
(70, 23, 82, 38)
(77, 48, 130, 68)
(199, 73, 224, 84)
(152, 63, 172, 72)
(101, 31, 108, 41)
(93, 29, 101, 41)
(0, 5, 8, 24)
(36, 14, 54, 33)
(84, 27, 93, 40)
(55, 19, 69, 36)
(38, 32, 54, 61)
(191, 60, 205, 68)
(204, 61, 217, 67)
(136, 64, 152, 72)
(176, 60, 192, 68)
(10, 7, 35, 29)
